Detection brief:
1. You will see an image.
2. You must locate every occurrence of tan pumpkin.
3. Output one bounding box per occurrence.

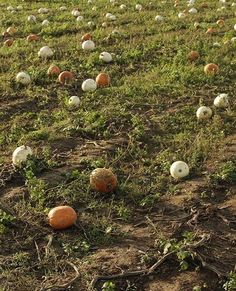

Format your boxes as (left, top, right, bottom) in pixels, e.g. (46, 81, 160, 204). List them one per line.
(58, 71, 74, 84)
(95, 73, 110, 87)
(216, 19, 225, 27)
(27, 34, 40, 42)
(187, 51, 200, 61)
(81, 33, 92, 42)
(7, 26, 17, 35)
(4, 39, 14, 47)
(2, 31, 10, 37)
(48, 206, 77, 230)
(200, 3, 209, 8)
(47, 64, 61, 76)
(90, 168, 117, 193)
(204, 63, 219, 75)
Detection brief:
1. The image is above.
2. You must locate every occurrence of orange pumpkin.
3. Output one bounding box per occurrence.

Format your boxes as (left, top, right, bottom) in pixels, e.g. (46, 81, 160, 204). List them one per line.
(48, 206, 77, 230)
(95, 73, 110, 87)
(187, 51, 200, 61)
(216, 19, 225, 27)
(206, 28, 216, 34)
(90, 168, 117, 193)
(27, 34, 40, 42)
(204, 63, 219, 75)
(47, 64, 61, 76)
(81, 33, 92, 42)
(58, 71, 74, 84)
(4, 39, 14, 47)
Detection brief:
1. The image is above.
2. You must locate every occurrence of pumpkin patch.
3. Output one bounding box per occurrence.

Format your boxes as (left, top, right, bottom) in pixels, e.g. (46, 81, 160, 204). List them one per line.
(0, 1, 235, 290)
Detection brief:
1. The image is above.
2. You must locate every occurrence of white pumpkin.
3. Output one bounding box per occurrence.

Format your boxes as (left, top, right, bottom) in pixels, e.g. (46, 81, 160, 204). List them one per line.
(69, 96, 81, 107)
(72, 10, 80, 17)
(196, 106, 212, 120)
(82, 79, 97, 92)
(234, 24, 236, 31)
(99, 52, 112, 63)
(82, 40, 95, 50)
(189, 7, 197, 13)
(231, 37, 236, 43)
(38, 46, 54, 58)
(59, 6, 67, 11)
(16, 72, 31, 85)
(155, 15, 164, 21)
(38, 8, 48, 14)
(112, 29, 119, 35)
(76, 15, 84, 21)
(232, 2, 236, 7)
(88, 21, 95, 27)
(28, 15, 37, 22)
(214, 94, 229, 108)
(7, 6, 14, 11)
(17, 5, 23, 10)
(135, 4, 142, 11)
(42, 19, 50, 26)
(12, 146, 33, 166)
(109, 14, 116, 21)
(178, 12, 186, 18)
(170, 161, 189, 179)
(120, 4, 126, 9)
(106, 13, 113, 18)
(213, 42, 221, 47)
(188, 0, 195, 6)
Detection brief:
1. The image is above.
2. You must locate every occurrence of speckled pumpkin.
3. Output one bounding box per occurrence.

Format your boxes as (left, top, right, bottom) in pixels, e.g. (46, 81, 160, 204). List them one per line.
(90, 168, 117, 193)
(48, 206, 77, 230)
(95, 73, 110, 87)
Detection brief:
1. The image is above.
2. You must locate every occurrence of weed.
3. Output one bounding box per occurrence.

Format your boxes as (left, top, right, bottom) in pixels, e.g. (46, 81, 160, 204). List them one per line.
(223, 272, 236, 291)
(209, 161, 236, 185)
